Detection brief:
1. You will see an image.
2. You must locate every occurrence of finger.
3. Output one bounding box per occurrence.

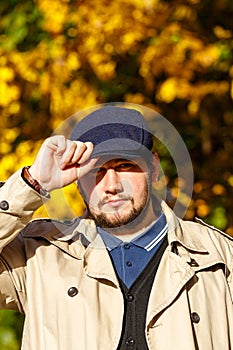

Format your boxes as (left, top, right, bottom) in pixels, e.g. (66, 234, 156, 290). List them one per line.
(47, 135, 67, 155)
(59, 141, 92, 169)
(76, 142, 94, 164)
(59, 141, 78, 169)
(30, 135, 67, 182)
(61, 141, 94, 168)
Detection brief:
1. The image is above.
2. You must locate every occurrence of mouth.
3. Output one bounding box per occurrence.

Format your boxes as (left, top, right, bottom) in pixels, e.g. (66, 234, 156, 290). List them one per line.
(100, 197, 132, 210)
(105, 199, 129, 208)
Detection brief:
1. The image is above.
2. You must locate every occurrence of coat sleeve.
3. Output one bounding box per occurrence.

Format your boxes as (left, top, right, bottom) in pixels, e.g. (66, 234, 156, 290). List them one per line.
(0, 170, 44, 312)
(0, 169, 44, 252)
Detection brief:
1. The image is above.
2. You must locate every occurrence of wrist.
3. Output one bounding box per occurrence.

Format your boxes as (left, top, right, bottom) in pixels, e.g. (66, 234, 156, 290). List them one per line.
(22, 167, 50, 198)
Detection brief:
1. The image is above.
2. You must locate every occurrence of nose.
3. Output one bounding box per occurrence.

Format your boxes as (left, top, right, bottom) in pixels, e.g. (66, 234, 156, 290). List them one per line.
(103, 169, 123, 194)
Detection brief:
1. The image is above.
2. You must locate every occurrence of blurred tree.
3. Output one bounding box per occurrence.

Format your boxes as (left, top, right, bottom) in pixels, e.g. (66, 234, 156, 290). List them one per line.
(0, 0, 233, 347)
(0, 311, 23, 350)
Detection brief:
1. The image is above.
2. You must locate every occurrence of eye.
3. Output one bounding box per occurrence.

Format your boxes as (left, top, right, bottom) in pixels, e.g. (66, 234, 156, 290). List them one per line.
(88, 167, 107, 182)
(116, 162, 140, 172)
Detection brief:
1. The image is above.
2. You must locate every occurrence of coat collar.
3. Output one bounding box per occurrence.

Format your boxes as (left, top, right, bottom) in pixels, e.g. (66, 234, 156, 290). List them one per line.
(50, 200, 207, 254)
(24, 201, 227, 272)
(161, 201, 227, 274)
(161, 201, 208, 253)
(23, 202, 226, 266)
(23, 201, 229, 296)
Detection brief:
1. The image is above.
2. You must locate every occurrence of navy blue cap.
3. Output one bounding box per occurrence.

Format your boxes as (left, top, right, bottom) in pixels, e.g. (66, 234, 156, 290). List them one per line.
(70, 106, 153, 159)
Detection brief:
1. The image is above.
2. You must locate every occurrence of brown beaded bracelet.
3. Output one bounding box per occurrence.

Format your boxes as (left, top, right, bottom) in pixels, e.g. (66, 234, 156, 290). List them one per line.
(22, 166, 50, 198)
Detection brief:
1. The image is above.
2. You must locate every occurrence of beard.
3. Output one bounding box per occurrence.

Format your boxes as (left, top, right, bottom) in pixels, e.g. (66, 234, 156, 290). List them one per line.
(87, 187, 149, 229)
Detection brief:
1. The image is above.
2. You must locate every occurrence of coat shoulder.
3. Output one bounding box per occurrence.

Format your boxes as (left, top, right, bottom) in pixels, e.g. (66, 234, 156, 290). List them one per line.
(194, 217, 233, 242)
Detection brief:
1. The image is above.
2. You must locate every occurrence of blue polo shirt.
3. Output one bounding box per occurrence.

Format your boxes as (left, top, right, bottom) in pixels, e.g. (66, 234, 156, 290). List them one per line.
(98, 213, 168, 288)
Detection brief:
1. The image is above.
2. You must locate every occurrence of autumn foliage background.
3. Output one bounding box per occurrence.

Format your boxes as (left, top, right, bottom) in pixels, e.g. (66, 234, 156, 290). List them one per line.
(0, 0, 233, 348)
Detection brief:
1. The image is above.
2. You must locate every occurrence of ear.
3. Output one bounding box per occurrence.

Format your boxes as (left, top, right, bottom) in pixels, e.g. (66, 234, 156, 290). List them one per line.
(151, 152, 160, 182)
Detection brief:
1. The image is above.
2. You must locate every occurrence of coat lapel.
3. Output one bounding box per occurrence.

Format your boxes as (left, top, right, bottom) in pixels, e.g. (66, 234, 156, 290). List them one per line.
(146, 202, 227, 325)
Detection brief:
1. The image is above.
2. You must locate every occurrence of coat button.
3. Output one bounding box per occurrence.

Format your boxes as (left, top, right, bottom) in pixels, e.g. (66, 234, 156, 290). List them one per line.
(67, 287, 78, 297)
(191, 312, 200, 323)
(0, 200, 9, 210)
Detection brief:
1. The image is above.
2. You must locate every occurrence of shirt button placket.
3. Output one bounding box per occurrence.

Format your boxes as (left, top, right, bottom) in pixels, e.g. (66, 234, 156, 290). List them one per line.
(124, 243, 131, 250)
(125, 337, 135, 346)
(126, 293, 134, 302)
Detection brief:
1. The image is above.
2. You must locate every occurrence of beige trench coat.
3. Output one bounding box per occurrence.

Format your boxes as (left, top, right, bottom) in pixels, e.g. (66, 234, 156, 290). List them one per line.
(0, 170, 233, 350)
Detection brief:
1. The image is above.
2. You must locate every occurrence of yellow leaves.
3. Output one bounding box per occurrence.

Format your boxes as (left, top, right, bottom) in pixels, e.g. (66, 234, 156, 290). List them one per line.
(0, 143, 11, 155)
(3, 128, 20, 143)
(104, 13, 124, 35)
(226, 227, 233, 236)
(121, 31, 145, 50)
(49, 37, 66, 60)
(191, 180, 229, 227)
(212, 184, 226, 196)
(0, 61, 20, 107)
(188, 99, 200, 116)
(67, 52, 81, 71)
(171, 187, 192, 208)
(157, 78, 190, 103)
(192, 45, 220, 68)
(0, 0, 232, 229)
(88, 52, 116, 80)
(0, 139, 42, 186)
(231, 80, 233, 100)
(157, 78, 178, 103)
(39, 72, 51, 94)
(127, 0, 159, 10)
(0, 154, 18, 180)
(99, 61, 116, 80)
(196, 199, 210, 218)
(10, 50, 43, 83)
(173, 4, 196, 21)
(50, 78, 99, 119)
(157, 77, 229, 104)
(0, 67, 15, 82)
(33, 183, 86, 219)
(139, 19, 229, 106)
(125, 93, 145, 105)
(0, 140, 38, 180)
(229, 66, 233, 100)
(16, 141, 42, 168)
(140, 27, 201, 81)
(38, 0, 69, 34)
(193, 182, 204, 194)
(214, 25, 232, 40)
(0, 82, 20, 107)
(227, 175, 233, 187)
(196, 81, 229, 97)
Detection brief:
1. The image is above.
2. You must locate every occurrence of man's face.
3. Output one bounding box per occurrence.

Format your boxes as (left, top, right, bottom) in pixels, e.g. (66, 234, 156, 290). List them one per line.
(79, 157, 152, 228)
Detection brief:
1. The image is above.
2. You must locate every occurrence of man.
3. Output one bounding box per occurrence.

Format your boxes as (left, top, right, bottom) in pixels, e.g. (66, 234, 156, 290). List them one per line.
(0, 106, 233, 350)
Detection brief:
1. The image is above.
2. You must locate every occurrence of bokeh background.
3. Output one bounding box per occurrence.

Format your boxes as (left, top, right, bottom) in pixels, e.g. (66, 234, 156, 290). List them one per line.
(0, 0, 233, 348)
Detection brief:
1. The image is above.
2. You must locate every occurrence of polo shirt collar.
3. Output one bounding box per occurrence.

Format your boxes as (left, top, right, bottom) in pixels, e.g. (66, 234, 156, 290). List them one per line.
(98, 213, 167, 251)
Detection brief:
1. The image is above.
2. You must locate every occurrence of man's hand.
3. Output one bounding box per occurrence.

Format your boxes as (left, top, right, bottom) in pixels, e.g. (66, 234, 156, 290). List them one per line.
(29, 135, 96, 192)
